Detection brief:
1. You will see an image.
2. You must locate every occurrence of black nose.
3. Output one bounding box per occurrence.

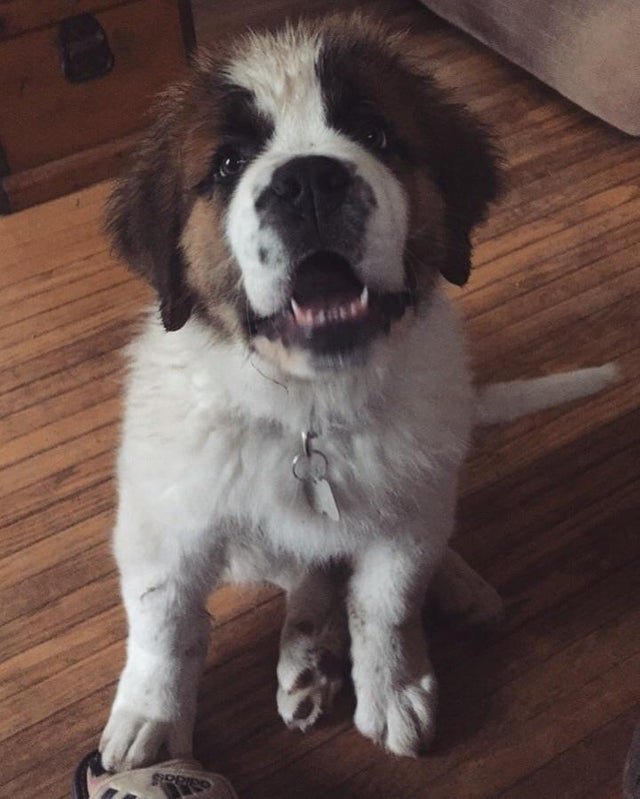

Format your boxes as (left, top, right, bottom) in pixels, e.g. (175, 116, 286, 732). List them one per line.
(269, 156, 351, 219)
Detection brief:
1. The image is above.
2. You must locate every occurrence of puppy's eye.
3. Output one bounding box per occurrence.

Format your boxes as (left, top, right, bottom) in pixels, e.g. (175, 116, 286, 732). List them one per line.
(216, 149, 246, 182)
(361, 124, 388, 151)
(196, 146, 250, 196)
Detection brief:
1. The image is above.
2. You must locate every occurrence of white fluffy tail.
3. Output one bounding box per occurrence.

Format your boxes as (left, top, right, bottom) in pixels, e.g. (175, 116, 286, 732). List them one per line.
(475, 364, 620, 426)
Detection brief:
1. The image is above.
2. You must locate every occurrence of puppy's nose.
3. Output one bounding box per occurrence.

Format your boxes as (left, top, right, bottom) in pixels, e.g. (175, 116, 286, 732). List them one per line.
(269, 156, 351, 218)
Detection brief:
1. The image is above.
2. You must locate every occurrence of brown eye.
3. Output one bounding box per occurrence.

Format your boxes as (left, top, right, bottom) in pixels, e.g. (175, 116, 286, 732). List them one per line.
(216, 149, 246, 181)
(197, 147, 249, 196)
(363, 125, 388, 151)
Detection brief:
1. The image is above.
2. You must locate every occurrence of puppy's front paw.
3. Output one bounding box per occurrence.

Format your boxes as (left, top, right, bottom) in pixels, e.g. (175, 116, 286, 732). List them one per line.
(100, 707, 192, 772)
(277, 645, 344, 732)
(355, 673, 437, 757)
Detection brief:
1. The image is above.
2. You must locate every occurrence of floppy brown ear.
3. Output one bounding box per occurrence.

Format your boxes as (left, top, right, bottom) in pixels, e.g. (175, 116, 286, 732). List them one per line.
(418, 78, 503, 286)
(106, 108, 193, 331)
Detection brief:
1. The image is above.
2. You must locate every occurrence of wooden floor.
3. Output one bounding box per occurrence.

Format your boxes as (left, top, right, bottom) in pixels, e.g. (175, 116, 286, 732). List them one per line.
(1, 2, 639, 797)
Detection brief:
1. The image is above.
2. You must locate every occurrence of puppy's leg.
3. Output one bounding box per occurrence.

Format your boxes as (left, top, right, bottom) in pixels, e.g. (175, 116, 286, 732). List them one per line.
(349, 542, 439, 757)
(430, 547, 504, 625)
(276, 566, 348, 731)
(100, 521, 214, 772)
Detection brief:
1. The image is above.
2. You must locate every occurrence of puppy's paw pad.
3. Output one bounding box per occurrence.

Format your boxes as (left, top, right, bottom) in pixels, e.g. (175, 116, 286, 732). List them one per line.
(100, 708, 190, 772)
(355, 675, 437, 757)
(278, 689, 325, 731)
(277, 648, 343, 731)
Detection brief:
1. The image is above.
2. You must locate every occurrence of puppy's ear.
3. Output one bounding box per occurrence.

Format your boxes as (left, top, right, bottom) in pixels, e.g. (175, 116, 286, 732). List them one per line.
(419, 80, 503, 286)
(106, 106, 193, 331)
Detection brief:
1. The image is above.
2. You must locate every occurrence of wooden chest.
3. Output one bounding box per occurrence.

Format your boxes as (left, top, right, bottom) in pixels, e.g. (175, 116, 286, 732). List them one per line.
(0, 0, 194, 212)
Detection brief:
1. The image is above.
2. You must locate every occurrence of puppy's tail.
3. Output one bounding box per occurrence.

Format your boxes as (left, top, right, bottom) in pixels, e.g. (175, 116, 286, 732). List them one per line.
(474, 363, 620, 426)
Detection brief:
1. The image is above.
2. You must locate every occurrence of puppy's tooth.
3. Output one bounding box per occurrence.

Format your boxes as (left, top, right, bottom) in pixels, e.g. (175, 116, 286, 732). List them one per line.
(339, 307, 348, 320)
(291, 298, 304, 324)
(360, 286, 369, 307)
(315, 310, 326, 324)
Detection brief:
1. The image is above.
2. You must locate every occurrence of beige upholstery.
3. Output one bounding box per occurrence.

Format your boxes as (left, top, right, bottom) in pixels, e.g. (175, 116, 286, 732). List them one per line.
(420, 0, 640, 135)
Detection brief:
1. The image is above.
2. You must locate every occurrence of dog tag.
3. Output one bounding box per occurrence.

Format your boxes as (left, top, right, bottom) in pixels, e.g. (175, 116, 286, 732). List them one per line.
(292, 436, 340, 522)
(305, 475, 340, 521)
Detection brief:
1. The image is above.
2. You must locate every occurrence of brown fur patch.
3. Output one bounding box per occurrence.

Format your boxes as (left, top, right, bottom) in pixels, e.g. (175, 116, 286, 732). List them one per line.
(181, 198, 247, 341)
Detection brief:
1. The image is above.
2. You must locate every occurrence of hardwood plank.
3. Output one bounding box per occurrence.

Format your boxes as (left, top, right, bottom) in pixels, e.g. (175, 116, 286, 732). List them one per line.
(1, 356, 122, 442)
(469, 194, 640, 295)
(494, 706, 638, 799)
(461, 410, 640, 566)
(0, 248, 110, 313)
(0, 395, 121, 470)
(0, 421, 117, 503)
(0, 2, 638, 798)
(2, 133, 139, 213)
(0, 184, 106, 271)
(0, 319, 136, 410)
(0, 451, 114, 549)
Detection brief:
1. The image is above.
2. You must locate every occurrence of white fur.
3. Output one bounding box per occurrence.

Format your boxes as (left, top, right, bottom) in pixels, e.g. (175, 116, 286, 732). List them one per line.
(475, 364, 620, 424)
(115, 289, 471, 565)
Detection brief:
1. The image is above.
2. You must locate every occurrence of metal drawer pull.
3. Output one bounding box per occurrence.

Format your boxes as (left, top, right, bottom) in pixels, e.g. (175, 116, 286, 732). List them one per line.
(58, 13, 114, 83)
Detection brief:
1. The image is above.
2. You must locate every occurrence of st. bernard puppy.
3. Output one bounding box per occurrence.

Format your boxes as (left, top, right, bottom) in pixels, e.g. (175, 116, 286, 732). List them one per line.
(99, 14, 617, 771)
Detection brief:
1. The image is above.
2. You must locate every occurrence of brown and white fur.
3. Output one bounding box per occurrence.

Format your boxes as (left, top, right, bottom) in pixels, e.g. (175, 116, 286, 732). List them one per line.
(99, 15, 618, 771)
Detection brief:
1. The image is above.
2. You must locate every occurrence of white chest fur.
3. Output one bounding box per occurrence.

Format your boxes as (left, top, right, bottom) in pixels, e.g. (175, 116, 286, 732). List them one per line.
(116, 288, 473, 563)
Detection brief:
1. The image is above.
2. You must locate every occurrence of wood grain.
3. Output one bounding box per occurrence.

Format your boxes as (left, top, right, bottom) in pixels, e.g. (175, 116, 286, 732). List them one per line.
(0, 133, 141, 213)
(0, 2, 638, 798)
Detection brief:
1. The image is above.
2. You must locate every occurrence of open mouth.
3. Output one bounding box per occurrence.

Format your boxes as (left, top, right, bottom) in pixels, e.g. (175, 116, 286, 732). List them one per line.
(290, 252, 369, 328)
(250, 251, 410, 356)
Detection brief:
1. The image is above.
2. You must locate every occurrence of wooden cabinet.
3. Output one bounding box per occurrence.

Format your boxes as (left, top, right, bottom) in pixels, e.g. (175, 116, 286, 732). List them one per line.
(0, 0, 194, 212)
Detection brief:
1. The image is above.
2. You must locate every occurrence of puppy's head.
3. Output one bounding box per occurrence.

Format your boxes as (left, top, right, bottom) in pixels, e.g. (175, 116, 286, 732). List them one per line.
(107, 15, 500, 377)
